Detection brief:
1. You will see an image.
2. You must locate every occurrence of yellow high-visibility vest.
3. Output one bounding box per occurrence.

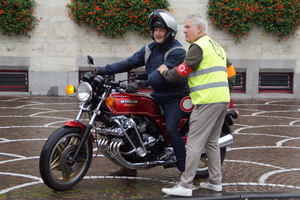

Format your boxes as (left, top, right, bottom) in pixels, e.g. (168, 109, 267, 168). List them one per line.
(188, 36, 230, 104)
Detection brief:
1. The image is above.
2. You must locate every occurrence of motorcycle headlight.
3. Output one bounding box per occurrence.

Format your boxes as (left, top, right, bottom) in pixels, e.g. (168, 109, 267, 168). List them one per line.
(76, 82, 92, 102)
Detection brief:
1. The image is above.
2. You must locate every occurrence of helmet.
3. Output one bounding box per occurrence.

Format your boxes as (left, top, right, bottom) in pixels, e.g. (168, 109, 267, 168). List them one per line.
(147, 9, 177, 42)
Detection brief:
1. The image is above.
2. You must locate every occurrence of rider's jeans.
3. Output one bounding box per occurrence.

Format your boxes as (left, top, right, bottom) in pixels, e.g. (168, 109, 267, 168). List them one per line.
(161, 99, 186, 171)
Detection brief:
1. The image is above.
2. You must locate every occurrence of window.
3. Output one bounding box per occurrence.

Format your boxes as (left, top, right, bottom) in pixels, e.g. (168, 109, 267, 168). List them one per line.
(233, 72, 246, 93)
(259, 73, 293, 93)
(0, 70, 28, 92)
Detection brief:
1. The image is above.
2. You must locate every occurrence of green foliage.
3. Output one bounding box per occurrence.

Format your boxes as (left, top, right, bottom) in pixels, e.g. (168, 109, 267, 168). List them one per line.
(0, 0, 38, 37)
(66, 0, 170, 38)
(207, 0, 300, 43)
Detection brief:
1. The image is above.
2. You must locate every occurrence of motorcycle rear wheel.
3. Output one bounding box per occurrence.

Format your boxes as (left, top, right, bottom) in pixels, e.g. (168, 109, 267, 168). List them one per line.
(39, 126, 93, 191)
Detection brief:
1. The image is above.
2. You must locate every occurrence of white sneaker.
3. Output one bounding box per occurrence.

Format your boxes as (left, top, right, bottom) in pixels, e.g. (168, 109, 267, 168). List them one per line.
(162, 184, 192, 197)
(199, 181, 222, 192)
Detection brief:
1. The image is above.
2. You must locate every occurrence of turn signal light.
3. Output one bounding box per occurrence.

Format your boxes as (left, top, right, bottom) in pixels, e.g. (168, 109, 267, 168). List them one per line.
(105, 96, 115, 107)
(66, 85, 76, 95)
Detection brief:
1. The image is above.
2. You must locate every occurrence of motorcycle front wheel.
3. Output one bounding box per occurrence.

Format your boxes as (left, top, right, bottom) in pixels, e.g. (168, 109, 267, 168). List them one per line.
(39, 126, 93, 191)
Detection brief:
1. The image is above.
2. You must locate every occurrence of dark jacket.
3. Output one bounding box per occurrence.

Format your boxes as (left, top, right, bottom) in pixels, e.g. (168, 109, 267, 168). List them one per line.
(100, 40, 190, 103)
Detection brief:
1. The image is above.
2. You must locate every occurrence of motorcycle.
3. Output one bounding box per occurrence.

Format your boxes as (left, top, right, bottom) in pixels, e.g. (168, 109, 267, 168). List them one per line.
(39, 55, 239, 191)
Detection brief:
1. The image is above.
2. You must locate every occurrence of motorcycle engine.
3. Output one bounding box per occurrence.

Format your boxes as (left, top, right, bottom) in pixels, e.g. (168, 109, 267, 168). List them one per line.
(96, 115, 165, 156)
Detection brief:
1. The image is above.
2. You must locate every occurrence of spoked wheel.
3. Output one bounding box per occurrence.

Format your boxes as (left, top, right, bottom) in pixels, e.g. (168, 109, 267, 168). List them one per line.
(39, 127, 93, 191)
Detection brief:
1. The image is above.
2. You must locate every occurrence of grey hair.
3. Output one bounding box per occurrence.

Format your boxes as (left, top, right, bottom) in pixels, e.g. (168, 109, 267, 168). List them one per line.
(185, 14, 209, 34)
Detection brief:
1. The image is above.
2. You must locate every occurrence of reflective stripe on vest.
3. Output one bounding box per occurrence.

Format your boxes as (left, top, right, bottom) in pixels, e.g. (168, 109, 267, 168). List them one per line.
(188, 66, 227, 78)
(188, 36, 230, 104)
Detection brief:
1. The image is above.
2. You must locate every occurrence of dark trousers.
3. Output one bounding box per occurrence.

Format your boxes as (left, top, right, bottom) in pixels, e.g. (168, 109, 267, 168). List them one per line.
(161, 99, 186, 171)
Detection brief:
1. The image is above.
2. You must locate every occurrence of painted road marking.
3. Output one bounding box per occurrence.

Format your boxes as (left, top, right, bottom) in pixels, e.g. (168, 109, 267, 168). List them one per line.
(1, 98, 300, 194)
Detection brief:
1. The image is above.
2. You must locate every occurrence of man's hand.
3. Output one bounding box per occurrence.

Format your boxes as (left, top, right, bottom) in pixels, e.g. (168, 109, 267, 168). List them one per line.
(93, 67, 103, 75)
(157, 64, 168, 74)
(126, 81, 139, 93)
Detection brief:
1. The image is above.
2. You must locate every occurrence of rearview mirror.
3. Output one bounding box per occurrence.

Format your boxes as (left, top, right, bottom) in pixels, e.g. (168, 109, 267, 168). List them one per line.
(87, 55, 94, 65)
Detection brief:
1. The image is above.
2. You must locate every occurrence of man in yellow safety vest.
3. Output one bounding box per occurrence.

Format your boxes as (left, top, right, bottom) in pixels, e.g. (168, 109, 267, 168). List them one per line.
(157, 13, 230, 197)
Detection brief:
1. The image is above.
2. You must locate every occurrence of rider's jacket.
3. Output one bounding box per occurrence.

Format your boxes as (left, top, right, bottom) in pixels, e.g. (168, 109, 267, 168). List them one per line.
(100, 40, 190, 102)
(188, 36, 230, 104)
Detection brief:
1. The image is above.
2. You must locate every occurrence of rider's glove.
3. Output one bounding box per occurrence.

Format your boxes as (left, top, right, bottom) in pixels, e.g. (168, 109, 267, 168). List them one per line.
(138, 80, 146, 88)
(126, 81, 139, 93)
(93, 67, 103, 75)
(126, 80, 146, 93)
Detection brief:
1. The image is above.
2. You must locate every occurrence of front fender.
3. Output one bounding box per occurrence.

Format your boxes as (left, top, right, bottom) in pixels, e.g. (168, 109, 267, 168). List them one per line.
(63, 121, 86, 135)
(63, 121, 95, 141)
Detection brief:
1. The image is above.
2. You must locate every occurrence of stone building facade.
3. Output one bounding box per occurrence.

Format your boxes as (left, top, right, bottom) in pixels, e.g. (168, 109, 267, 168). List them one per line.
(0, 0, 299, 99)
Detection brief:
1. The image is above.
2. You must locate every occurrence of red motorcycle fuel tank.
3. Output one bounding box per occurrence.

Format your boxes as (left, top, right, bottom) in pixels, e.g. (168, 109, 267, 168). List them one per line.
(106, 93, 161, 117)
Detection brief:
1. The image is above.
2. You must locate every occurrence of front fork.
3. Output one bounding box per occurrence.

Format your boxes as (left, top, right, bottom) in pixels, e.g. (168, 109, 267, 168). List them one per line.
(68, 91, 108, 162)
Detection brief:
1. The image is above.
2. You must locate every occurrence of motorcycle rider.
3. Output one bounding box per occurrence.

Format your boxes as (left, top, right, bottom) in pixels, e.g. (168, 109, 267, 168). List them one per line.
(89, 9, 190, 176)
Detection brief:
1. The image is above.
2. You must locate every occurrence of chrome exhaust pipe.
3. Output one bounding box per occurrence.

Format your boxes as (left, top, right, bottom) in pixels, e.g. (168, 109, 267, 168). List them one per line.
(201, 134, 233, 154)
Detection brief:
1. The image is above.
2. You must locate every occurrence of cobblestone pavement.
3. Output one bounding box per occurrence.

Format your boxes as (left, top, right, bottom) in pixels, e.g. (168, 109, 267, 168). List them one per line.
(1, 96, 300, 199)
